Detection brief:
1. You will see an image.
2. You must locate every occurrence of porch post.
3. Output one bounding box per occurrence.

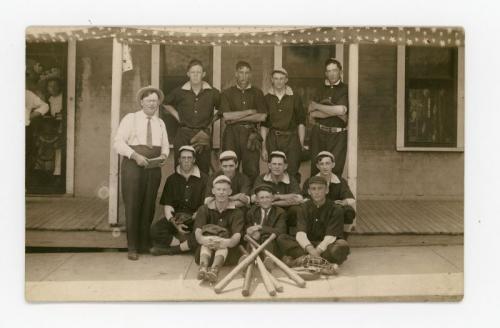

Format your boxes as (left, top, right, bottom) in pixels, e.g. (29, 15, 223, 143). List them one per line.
(347, 43, 359, 198)
(108, 38, 123, 225)
(65, 39, 76, 195)
(151, 44, 160, 88)
(212, 45, 222, 149)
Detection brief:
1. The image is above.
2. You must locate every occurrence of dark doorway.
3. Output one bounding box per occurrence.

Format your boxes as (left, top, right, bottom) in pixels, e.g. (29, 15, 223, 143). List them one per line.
(26, 42, 68, 194)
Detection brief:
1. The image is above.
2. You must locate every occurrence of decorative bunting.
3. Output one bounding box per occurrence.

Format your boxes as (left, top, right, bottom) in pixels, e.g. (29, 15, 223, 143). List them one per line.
(26, 26, 465, 48)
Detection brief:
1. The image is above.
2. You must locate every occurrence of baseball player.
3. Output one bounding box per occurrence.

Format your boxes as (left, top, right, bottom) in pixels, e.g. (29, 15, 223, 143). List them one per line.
(149, 145, 208, 256)
(162, 59, 220, 174)
(204, 150, 251, 209)
(277, 175, 350, 268)
(194, 175, 245, 283)
(261, 67, 306, 184)
(302, 151, 356, 237)
(308, 58, 348, 176)
(252, 151, 303, 235)
(220, 61, 267, 181)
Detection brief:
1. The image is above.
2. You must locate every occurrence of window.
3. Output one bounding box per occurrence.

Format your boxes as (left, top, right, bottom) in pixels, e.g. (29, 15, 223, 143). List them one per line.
(396, 45, 464, 151)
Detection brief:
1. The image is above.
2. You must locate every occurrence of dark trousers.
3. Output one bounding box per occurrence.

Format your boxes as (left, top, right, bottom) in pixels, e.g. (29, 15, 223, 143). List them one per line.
(222, 124, 261, 181)
(267, 130, 302, 184)
(173, 127, 211, 174)
(150, 217, 198, 250)
(281, 205, 303, 236)
(310, 127, 347, 176)
(277, 234, 350, 265)
(121, 157, 161, 252)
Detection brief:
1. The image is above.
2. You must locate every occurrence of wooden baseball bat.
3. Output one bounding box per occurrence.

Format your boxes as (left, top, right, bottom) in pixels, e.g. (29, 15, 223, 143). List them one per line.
(214, 233, 276, 294)
(245, 235, 306, 288)
(241, 261, 255, 297)
(267, 269, 284, 293)
(249, 244, 280, 295)
(253, 252, 276, 296)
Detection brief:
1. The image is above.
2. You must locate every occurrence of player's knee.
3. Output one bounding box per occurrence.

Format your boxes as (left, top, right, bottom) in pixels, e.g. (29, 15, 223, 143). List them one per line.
(327, 239, 350, 264)
(343, 205, 356, 224)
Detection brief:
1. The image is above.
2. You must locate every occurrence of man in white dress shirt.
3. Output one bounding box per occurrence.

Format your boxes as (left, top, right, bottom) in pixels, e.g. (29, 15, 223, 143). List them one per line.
(114, 86, 170, 260)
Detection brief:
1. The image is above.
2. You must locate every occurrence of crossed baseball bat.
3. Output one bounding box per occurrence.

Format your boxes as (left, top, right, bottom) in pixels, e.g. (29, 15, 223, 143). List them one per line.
(213, 233, 306, 295)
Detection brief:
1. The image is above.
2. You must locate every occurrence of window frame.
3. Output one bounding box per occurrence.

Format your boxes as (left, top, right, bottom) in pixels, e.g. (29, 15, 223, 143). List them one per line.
(396, 45, 464, 152)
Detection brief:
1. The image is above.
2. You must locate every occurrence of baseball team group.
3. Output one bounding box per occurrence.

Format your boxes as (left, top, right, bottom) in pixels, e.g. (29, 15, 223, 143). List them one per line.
(113, 57, 355, 284)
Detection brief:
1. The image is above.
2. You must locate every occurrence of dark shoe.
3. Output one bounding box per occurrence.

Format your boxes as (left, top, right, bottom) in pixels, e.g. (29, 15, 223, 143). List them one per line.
(205, 266, 219, 283)
(149, 246, 171, 256)
(197, 266, 208, 280)
(127, 250, 138, 261)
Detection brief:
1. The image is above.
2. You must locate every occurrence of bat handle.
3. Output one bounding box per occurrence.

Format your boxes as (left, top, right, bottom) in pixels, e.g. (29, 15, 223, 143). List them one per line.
(242, 263, 255, 297)
(251, 245, 276, 296)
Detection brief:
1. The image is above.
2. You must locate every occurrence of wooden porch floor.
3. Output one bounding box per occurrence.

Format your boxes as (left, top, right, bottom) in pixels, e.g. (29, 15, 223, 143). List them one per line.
(26, 197, 463, 235)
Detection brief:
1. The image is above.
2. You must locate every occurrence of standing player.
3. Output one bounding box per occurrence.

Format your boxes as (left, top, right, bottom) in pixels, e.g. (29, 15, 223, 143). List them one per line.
(261, 67, 306, 184)
(163, 59, 220, 174)
(308, 58, 348, 176)
(220, 61, 267, 181)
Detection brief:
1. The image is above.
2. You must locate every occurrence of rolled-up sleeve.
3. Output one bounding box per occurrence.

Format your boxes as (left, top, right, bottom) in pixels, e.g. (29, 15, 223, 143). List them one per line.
(113, 114, 135, 159)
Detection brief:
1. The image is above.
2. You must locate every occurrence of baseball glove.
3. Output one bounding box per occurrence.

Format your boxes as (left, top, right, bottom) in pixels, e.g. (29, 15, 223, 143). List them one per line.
(201, 224, 230, 238)
(246, 129, 263, 152)
(174, 212, 194, 227)
(190, 130, 210, 153)
(288, 254, 339, 276)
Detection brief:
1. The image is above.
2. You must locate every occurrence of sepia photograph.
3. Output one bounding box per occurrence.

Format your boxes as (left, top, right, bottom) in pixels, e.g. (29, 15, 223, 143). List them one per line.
(23, 25, 465, 302)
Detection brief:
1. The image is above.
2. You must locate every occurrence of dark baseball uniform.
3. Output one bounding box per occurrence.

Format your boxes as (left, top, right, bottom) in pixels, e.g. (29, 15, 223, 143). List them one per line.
(264, 86, 306, 183)
(150, 166, 208, 251)
(302, 173, 356, 225)
(277, 199, 350, 265)
(164, 81, 220, 174)
(193, 201, 245, 265)
(221, 85, 267, 181)
(310, 80, 349, 176)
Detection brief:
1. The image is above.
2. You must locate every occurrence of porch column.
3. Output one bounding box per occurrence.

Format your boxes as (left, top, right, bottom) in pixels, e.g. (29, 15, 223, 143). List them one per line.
(108, 38, 123, 225)
(347, 43, 359, 198)
(151, 44, 160, 88)
(66, 39, 76, 195)
(212, 45, 222, 149)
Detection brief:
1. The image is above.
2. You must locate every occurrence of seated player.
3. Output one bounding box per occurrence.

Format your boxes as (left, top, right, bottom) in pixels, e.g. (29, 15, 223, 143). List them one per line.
(194, 175, 245, 283)
(150, 145, 208, 255)
(245, 184, 287, 268)
(252, 151, 303, 235)
(204, 150, 251, 209)
(302, 151, 356, 236)
(277, 176, 350, 271)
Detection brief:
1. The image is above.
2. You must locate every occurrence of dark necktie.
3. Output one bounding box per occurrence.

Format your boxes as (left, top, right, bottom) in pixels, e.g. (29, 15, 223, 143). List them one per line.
(261, 209, 268, 225)
(146, 117, 152, 148)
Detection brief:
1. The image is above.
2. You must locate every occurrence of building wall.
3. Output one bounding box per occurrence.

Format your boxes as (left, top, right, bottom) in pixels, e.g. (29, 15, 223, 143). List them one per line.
(74, 39, 113, 197)
(357, 44, 464, 199)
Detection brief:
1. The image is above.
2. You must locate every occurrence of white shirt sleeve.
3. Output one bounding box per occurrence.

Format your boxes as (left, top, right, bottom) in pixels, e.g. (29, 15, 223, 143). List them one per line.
(113, 114, 136, 159)
(159, 120, 170, 158)
(317, 235, 337, 253)
(296, 231, 312, 250)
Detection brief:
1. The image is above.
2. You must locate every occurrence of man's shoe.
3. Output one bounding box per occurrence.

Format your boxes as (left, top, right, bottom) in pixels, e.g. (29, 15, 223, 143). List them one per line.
(205, 267, 219, 283)
(281, 256, 295, 268)
(127, 250, 138, 261)
(165, 246, 182, 255)
(149, 246, 171, 256)
(197, 266, 208, 280)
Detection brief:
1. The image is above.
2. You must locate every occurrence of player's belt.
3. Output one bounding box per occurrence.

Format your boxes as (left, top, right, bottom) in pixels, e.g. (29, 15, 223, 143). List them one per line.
(315, 123, 347, 133)
(234, 123, 256, 129)
(271, 129, 297, 136)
